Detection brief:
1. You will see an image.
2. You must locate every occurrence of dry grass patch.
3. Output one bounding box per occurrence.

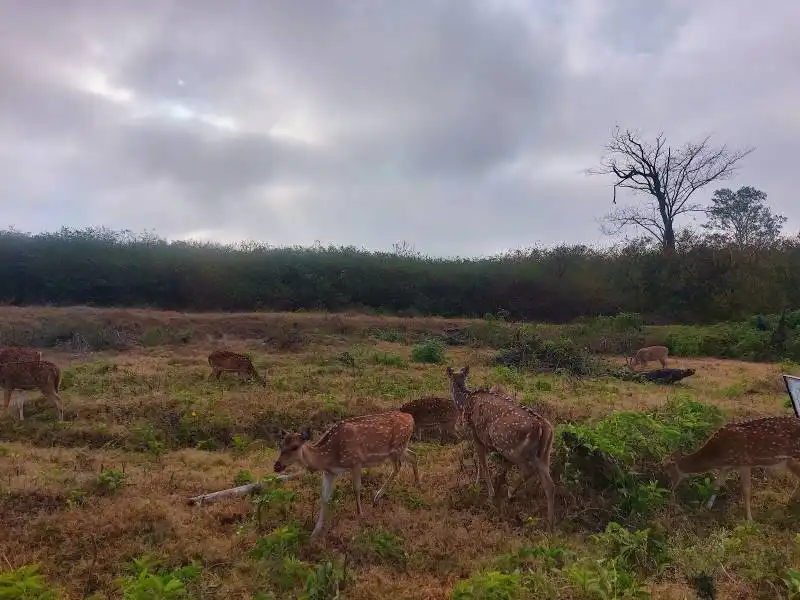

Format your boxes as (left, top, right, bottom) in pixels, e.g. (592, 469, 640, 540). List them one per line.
(1, 308, 800, 599)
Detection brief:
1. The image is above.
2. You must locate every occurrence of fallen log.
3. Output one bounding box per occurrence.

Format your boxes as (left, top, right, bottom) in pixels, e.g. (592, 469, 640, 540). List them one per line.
(608, 367, 696, 385)
(187, 472, 302, 506)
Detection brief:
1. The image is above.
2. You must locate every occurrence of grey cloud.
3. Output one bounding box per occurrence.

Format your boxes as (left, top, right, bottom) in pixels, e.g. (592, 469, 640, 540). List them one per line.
(0, 0, 798, 256)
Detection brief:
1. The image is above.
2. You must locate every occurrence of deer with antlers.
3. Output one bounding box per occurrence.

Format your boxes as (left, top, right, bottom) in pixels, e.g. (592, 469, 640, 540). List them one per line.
(273, 410, 420, 539)
(0, 359, 64, 420)
(447, 365, 555, 530)
(663, 416, 800, 521)
(626, 345, 669, 370)
(207, 350, 267, 387)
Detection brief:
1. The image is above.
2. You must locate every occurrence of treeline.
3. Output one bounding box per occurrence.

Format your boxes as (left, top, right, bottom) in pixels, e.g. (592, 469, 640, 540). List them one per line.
(1, 227, 799, 323)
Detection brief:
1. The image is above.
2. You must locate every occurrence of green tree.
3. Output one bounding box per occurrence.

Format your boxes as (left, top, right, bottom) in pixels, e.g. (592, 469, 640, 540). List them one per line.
(702, 186, 787, 248)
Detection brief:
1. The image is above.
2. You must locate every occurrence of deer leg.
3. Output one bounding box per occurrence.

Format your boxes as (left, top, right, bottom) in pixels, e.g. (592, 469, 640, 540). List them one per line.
(738, 466, 753, 521)
(506, 460, 555, 531)
(48, 391, 65, 421)
(311, 471, 338, 539)
(3, 388, 11, 413)
(785, 459, 800, 500)
(493, 460, 512, 503)
(400, 448, 420, 487)
(473, 440, 494, 498)
(373, 459, 401, 506)
(351, 468, 363, 519)
(705, 469, 729, 509)
(14, 392, 24, 421)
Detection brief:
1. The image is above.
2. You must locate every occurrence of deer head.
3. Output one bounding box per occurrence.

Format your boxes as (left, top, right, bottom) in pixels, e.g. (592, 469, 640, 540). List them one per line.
(273, 427, 312, 472)
(446, 365, 469, 387)
(661, 451, 685, 489)
(446, 365, 471, 410)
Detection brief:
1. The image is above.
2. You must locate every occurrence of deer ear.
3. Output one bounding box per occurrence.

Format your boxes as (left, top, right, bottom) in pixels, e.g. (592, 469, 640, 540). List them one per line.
(446, 366, 454, 376)
(300, 428, 311, 441)
(279, 428, 288, 439)
(462, 365, 470, 376)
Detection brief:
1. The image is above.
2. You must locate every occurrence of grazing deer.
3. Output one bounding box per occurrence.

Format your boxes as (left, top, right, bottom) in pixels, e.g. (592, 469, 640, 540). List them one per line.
(0, 360, 64, 420)
(663, 416, 800, 521)
(0, 347, 42, 364)
(273, 411, 420, 539)
(447, 365, 555, 530)
(399, 396, 460, 443)
(626, 345, 669, 370)
(207, 350, 267, 387)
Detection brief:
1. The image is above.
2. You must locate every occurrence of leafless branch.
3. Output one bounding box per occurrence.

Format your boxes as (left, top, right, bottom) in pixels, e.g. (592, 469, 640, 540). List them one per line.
(589, 126, 755, 250)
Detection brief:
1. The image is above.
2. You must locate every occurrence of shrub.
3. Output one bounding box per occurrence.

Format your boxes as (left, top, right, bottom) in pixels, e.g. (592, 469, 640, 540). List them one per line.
(372, 351, 408, 368)
(450, 571, 523, 600)
(0, 564, 60, 600)
(411, 338, 447, 364)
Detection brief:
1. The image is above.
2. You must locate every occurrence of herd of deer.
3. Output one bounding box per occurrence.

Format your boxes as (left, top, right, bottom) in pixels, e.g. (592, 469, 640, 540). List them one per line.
(3, 343, 800, 540)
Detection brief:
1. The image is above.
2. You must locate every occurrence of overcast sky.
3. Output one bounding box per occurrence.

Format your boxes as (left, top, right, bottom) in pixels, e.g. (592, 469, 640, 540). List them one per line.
(1, 0, 798, 257)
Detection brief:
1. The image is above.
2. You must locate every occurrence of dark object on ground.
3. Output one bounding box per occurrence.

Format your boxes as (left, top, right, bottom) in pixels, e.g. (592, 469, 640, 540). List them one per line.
(756, 315, 769, 331)
(609, 367, 696, 385)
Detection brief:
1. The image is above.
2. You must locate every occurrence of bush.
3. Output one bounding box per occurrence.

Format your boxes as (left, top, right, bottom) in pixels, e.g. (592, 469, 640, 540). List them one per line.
(411, 338, 447, 364)
(493, 332, 597, 377)
(450, 571, 523, 600)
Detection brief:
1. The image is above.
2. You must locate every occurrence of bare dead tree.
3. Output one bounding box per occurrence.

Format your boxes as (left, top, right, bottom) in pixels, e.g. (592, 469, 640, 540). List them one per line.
(588, 127, 754, 251)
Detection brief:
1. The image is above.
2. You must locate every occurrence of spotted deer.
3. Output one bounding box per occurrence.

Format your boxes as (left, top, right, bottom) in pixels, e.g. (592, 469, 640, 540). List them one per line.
(273, 410, 420, 539)
(207, 350, 267, 387)
(0, 359, 64, 420)
(0, 347, 42, 364)
(626, 345, 669, 370)
(447, 366, 555, 530)
(663, 416, 800, 521)
(399, 396, 461, 443)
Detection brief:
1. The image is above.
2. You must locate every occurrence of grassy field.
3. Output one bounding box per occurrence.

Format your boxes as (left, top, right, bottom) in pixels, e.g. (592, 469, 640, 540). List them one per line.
(1, 307, 800, 599)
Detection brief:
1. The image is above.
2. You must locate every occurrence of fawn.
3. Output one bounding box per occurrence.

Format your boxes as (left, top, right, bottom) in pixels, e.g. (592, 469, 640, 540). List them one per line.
(207, 350, 267, 387)
(273, 410, 420, 539)
(664, 416, 800, 521)
(447, 365, 556, 530)
(0, 359, 64, 420)
(626, 345, 669, 370)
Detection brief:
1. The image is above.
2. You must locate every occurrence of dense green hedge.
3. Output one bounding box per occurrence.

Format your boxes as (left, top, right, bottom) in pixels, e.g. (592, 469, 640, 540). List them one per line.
(1, 227, 798, 324)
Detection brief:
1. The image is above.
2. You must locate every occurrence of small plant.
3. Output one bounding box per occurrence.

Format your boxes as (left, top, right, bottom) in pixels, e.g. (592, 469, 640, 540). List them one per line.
(450, 570, 523, 600)
(234, 469, 255, 486)
(591, 522, 668, 576)
(250, 523, 305, 560)
(117, 556, 201, 600)
(565, 557, 650, 599)
(0, 564, 60, 600)
(231, 433, 251, 456)
(352, 527, 408, 566)
(65, 487, 87, 510)
(784, 567, 800, 599)
(299, 559, 345, 600)
(372, 351, 408, 368)
(249, 477, 297, 524)
(95, 468, 127, 494)
(411, 338, 447, 364)
(132, 424, 166, 458)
